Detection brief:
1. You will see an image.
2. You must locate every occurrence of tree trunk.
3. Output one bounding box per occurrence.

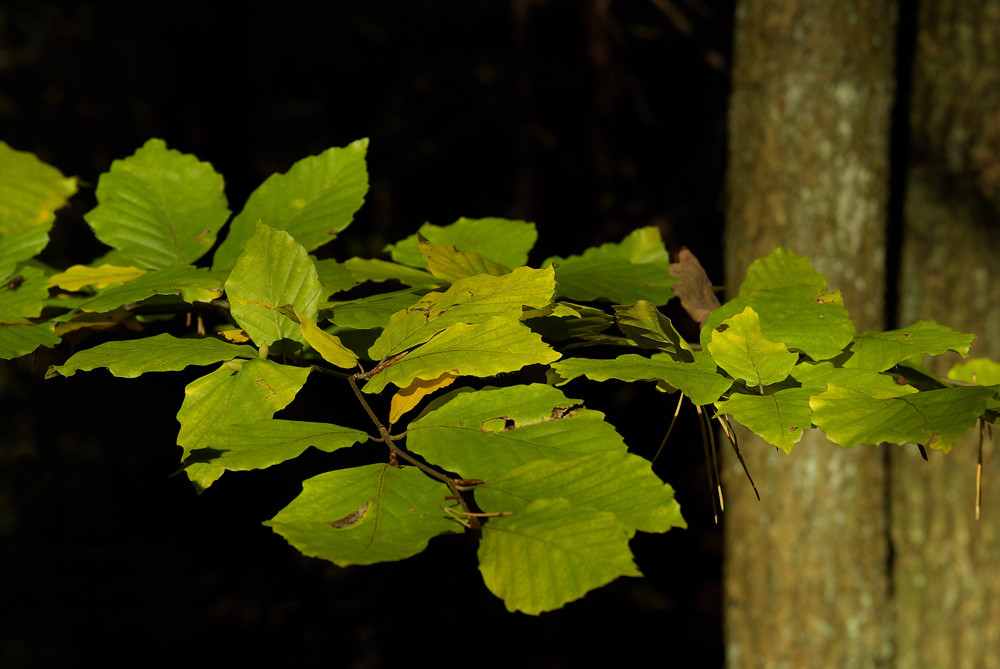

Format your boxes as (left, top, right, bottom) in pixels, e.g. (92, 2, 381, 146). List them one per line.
(723, 2, 897, 667)
(893, 2, 1000, 667)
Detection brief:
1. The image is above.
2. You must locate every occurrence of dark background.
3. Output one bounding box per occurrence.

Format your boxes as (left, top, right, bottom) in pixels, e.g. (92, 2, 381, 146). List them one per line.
(1, 1, 734, 666)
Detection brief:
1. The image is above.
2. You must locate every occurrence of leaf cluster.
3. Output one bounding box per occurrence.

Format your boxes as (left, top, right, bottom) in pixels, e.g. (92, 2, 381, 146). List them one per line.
(3, 139, 998, 613)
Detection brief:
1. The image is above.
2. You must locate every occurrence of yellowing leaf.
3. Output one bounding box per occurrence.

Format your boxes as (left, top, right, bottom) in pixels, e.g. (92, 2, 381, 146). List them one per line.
(389, 372, 457, 425)
(48, 264, 148, 291)
(295, 307, 359, 369)
(219, 329, 250, 343)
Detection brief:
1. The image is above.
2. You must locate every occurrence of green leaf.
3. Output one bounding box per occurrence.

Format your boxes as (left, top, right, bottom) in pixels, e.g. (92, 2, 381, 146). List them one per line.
(542, 226, 674, 305)
(369, 265, 556, 360)
(46, 333, 257, 379)
(326, 288, 431, 331)
(195, 419, 367, 472)
(313, 258, 362, 299)
(708, 306, 798, 387)
(418, 239, 510, 281)
(791, 360, 918, 398)
(212, 139, 369, 269)
(265, 464, 461, 566)
(738, 247, 827, 295)
(295, 307, 358, 369)
(522, 301, 615, 341)
(406, 384, 626, 476)
(0, 141, 77, 235)
(475, 453, 686, 534)
(342, 257, 440, 288)
(701, 248, 856, 361)
(478, 498, 640, 614)
(810, 384, 994, 451)
(551, 350, 733, 405)
(0, 142, 75, 280)
(386, 217, 537, 269)
(0, 322, 60, 360)
(83, 139, 229, 269)
(177, 359, 310, 490)
(74, 264, 225, 313)
(714, 389, 815, 453)
(0, 266, 50, 320)
(948, 358, 1000, 386)
(225, 222, 322, 346)
(0, 224, 54, 284)
(613, 300, 693, 359)
(844, 321, 976, 372)
(362, 318, 560, 393)
(701, 286, 855, 361)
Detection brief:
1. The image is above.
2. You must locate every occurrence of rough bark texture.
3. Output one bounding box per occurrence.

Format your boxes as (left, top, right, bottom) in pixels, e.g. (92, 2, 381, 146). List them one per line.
(894, 2, 1000, 667)
(724, 2, 897, 667)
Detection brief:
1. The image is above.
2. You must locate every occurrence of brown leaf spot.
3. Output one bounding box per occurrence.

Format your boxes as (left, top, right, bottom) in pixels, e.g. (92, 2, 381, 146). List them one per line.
(254, 378, 277, 399)
(550, 404, 583, 420)
(327, 502, 369, 529)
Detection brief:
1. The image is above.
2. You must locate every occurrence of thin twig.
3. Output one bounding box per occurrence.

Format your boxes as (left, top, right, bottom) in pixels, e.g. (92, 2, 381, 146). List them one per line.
(348, 373, 480, 528)
(716, 412, 759, 501)
(696, 404, 719, 524)
(652, 392, 685, 465)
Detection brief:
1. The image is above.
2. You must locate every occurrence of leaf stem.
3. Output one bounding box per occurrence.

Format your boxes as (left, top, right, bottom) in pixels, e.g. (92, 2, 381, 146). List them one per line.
(347, 373, 480, 528)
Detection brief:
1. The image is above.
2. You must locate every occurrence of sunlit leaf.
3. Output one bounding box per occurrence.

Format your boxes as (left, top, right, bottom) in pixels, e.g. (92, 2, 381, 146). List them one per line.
(701, 248, 855, 360)
(386, 217, 537, 269)
(212, 139, 368, 269)
(295, 307, 358, 369)
(0, 322, 60, 360)
(613, 300, 693, 359)
(948, 358, 1000, 386)
(75, 264, 225, 313)
(0, 143, 76, 272)
(708, 306, 797, 387)
(225, 222, 322, 346)
(197, 419, 367, 472)
(362, 318, 559, 393)
(342, 257, 440, 288)
(543, 226, 674, 305)
(326, 288, 430, 331)
(478, 499, 640, 614)
(551, 350, 732, 405)
(177, 359, 310, 490)
(406, 384, 626, 476)
(46, 333, 257, 379)
(792, 360, 918, 398)
(369, 265, 555, 360)
(475, 453, 686, 534)
(844, 321, 975, 372)
(83, 139, 229, 268)
(0, 266, 50, 320)
(810, 384, 994, 452)
(418, 239, 510, 281)
(738, 247, 827, 295)
(48, 264, 148, 291)
(714, 389, 815, 453)
(265, 464, 461, 566)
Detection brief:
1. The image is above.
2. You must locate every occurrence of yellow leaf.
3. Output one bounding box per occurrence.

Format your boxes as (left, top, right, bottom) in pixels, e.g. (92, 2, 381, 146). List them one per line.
(389, 373, 458, 425)
(49, 264, 147, 291)
(219, 329, 250, 343)
(294, 307, 359, 369)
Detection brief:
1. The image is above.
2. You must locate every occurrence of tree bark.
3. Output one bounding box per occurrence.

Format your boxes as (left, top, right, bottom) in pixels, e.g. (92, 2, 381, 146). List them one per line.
(723, 2, 897, 667)
(893, 2, 1000, 667)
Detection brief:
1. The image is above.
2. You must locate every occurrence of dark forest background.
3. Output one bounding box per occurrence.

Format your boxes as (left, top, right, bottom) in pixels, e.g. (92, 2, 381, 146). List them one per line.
(1, 2, 736, 666)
